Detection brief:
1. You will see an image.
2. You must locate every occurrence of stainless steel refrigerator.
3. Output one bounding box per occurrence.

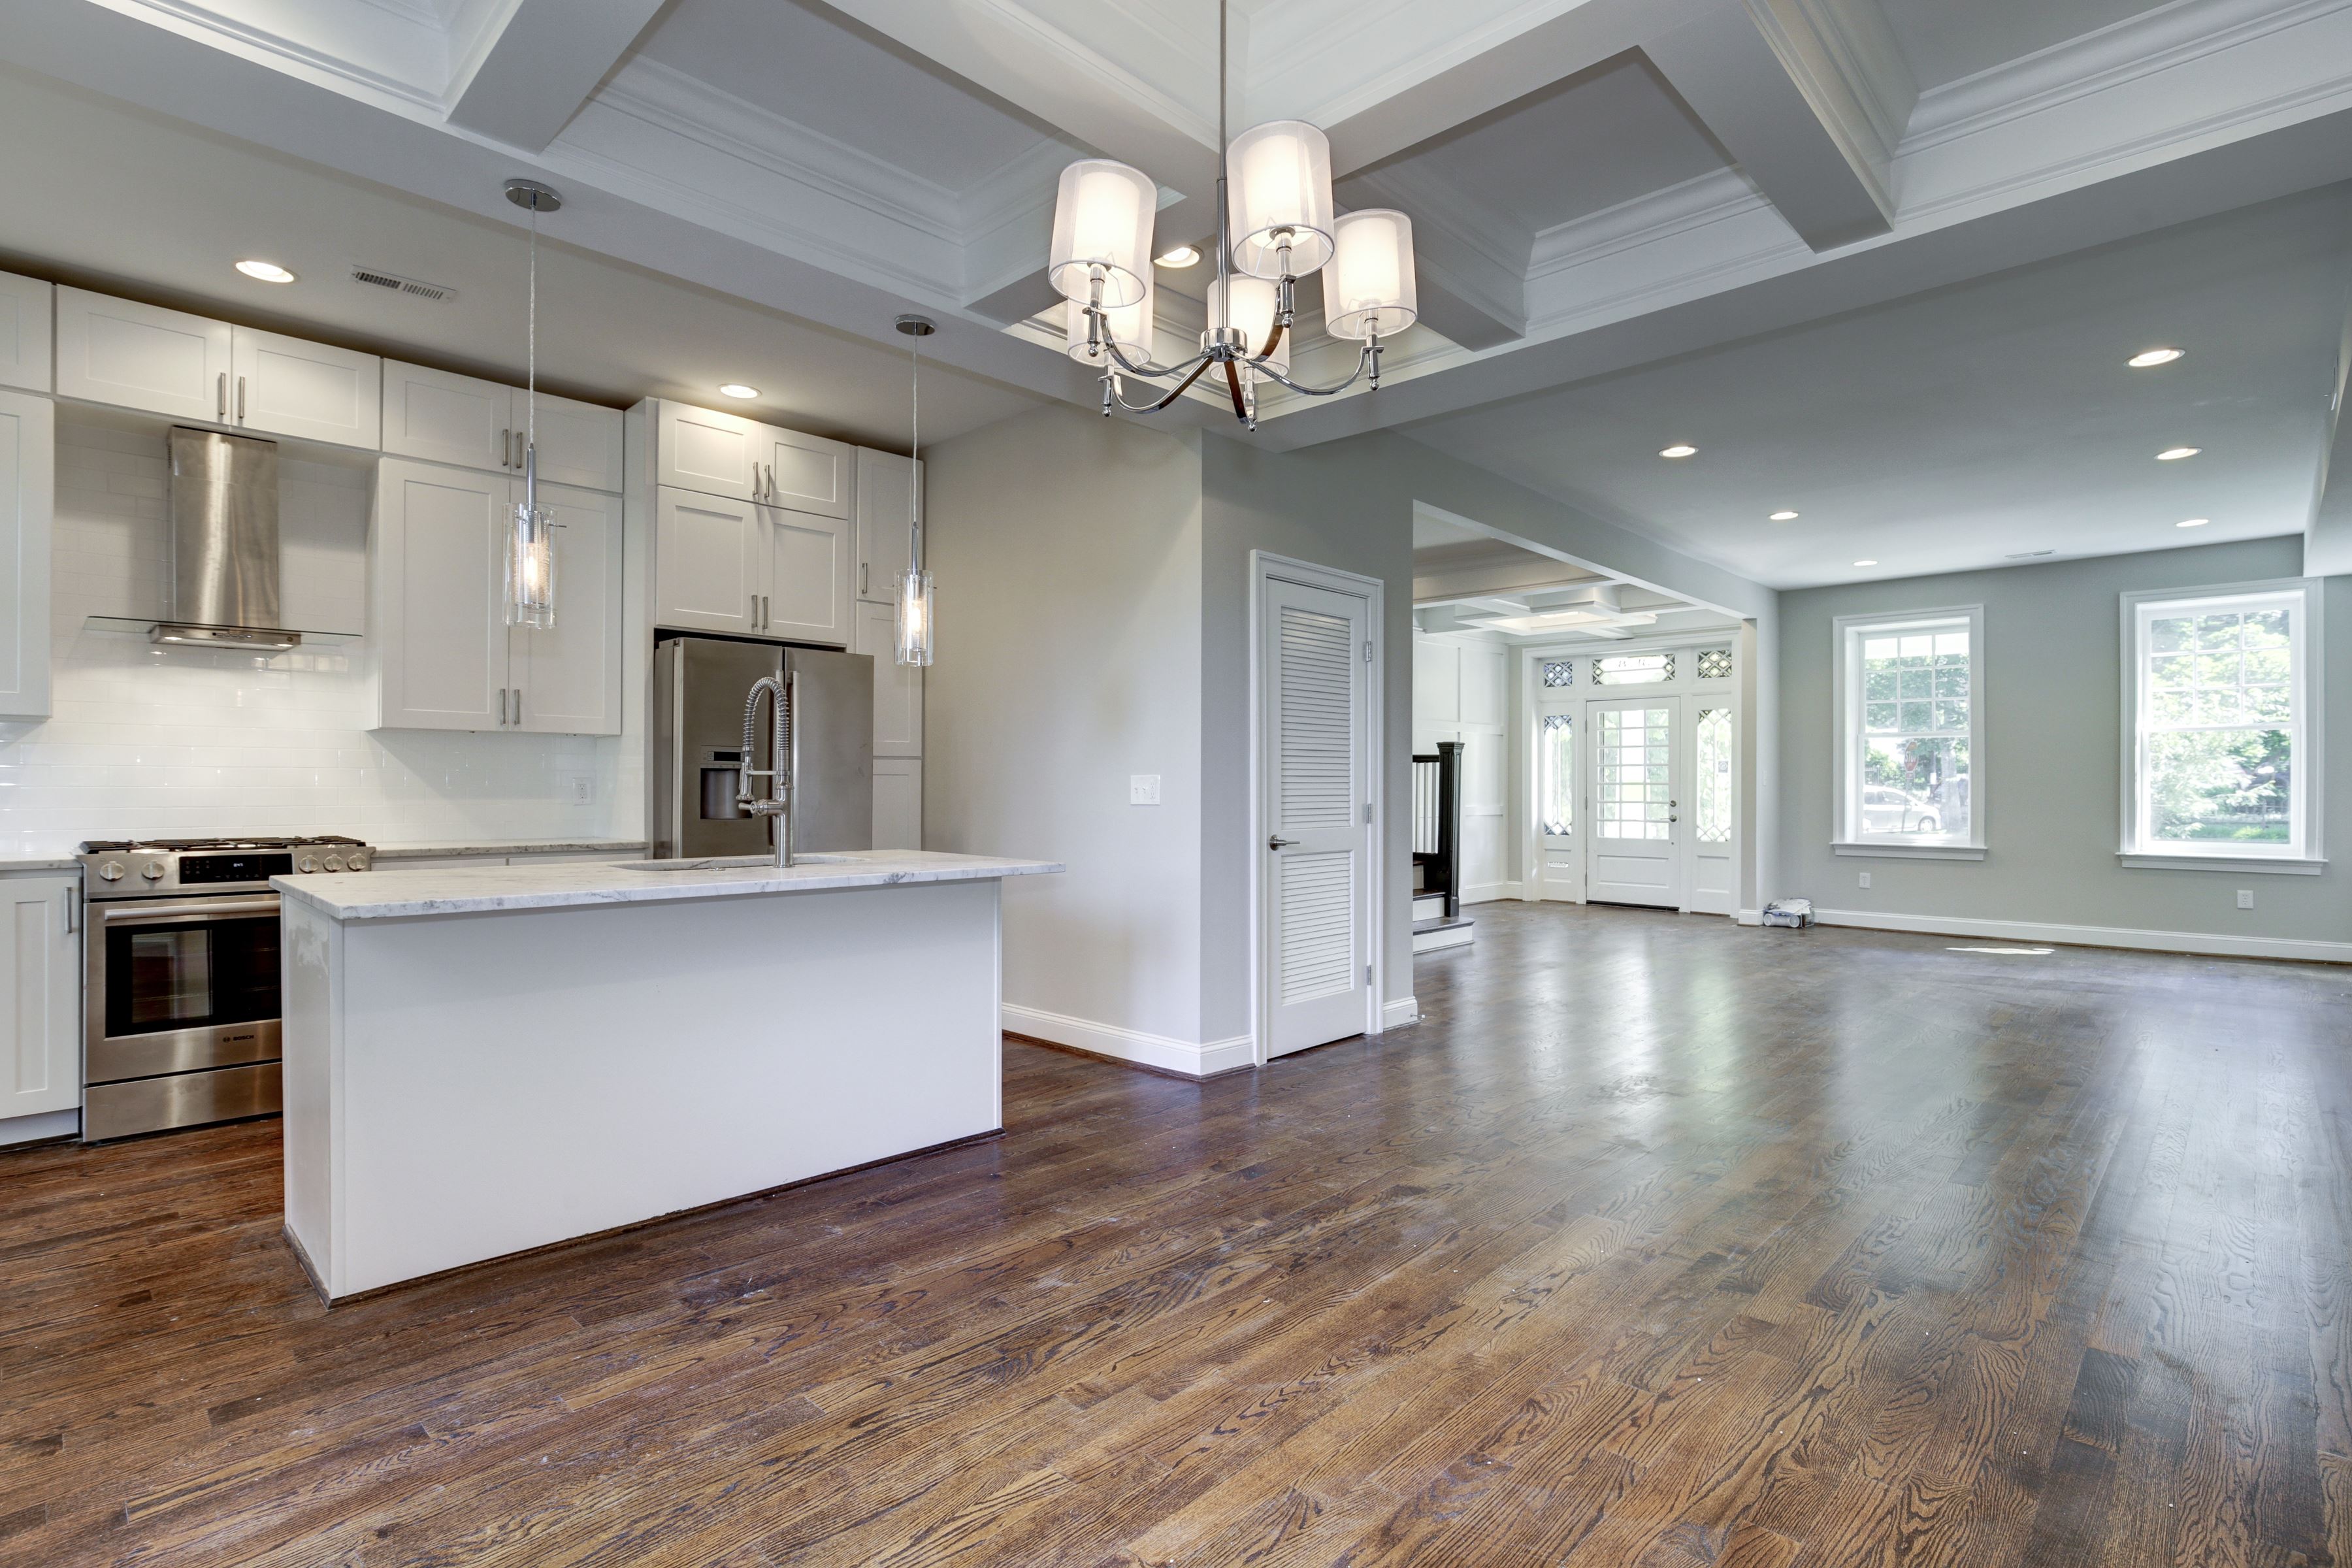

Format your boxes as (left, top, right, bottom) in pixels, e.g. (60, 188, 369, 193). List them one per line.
(651, 636, 874, 859)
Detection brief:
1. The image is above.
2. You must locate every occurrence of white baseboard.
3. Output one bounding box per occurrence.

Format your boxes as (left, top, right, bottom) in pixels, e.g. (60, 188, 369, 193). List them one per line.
(1463, 881, 1521, 905)
(1380, 996, 1420, 1030)
(1002, 1003, 1255, 1078)
(1413, 923, 1476, 953)
(1812, 907, 2352, 965)
(1736, 908, 1764, 926)
(0, 1109, 78, 1148)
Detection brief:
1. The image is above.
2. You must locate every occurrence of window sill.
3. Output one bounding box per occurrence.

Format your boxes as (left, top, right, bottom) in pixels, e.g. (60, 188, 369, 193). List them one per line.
(1833, 842, 1986, 861)
(2117, 853, 2324, 876)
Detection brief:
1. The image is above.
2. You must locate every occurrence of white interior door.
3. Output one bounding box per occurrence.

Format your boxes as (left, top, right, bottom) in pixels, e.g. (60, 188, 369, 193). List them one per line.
(1262, 579, 1371, 1058)
(1535, 700, 1579, 900)
(1588, 696, 1683, 908)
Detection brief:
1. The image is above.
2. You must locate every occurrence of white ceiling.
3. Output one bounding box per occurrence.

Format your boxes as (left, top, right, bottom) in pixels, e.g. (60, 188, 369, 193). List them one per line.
(1403, 189, 2352, 588)
(0, 65, 1041, 449)
(1878, 0, 2176, 90)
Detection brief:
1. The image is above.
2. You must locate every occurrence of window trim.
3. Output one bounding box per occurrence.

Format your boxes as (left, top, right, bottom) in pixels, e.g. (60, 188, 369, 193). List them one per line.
(2117, 577, 2323, 872)
(1831, 604, 1987, 856)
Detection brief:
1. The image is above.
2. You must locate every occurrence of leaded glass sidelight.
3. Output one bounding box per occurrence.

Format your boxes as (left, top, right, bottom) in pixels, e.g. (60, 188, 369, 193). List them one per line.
(1695, 707, 1733, 843)
(1539, 713, 1574, 837)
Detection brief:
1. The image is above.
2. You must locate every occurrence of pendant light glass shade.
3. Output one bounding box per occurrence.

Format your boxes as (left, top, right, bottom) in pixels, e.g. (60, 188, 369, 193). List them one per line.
(1226, 120, 1335, 278)
(1047, 159, 1157, 308)
(1323, 208, 1418, 340)
(505, 494, 555, 630)
(1205, 274, 1288, 374)
(1065, 274, 1153, 365)
(893, 565, 934, 667)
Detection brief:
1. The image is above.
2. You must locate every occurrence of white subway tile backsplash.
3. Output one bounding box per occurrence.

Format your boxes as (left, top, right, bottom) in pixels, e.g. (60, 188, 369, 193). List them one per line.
(0, 415, 632, 856)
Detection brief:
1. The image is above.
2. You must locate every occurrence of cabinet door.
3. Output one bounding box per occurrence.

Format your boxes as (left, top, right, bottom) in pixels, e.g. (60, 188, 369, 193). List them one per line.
(0, 270, 52, 394)
(383, 360, 514, 473)
(853, 599, 921, 757)
(231, 327, 381, 449)
(763, 427, 852, 519)
(0, 391, 52, 720)
(872, 758, 923, 851)
(54, 287, 233, 422)
(523, 390, 624, 492)
(373, 459, 508, 730)
(853, 448, 920, 602)
(655, 401, 760, 501)
(0, 877, 80, 1119)
(764, 506, 851, 647)
(653, 486, 766, 636)
(514, 482, 621, 736)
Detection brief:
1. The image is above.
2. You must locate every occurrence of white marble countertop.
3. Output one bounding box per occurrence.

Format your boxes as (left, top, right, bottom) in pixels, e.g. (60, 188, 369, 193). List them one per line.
(0, 856, 84, 872)
(370, 838, 649, 860)
(274, 849, 1063, 922)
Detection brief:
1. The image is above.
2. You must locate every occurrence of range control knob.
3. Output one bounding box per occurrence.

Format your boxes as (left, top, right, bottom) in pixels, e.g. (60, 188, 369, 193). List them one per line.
(347, 853, 369, 872)
(99, 860, 125, 882)
(298, 854, 320, 874)
(140, 860, 166, 881)
(324, 854, 346, 873)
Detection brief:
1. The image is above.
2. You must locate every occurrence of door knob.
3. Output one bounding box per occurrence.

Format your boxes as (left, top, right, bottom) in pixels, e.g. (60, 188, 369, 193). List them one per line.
(1268, 836, 1298, 849)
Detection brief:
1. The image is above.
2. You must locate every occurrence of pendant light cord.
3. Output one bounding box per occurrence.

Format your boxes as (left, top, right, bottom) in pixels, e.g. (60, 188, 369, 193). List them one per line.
(907, 337, 921, 574)
(525, 197, 538, 456)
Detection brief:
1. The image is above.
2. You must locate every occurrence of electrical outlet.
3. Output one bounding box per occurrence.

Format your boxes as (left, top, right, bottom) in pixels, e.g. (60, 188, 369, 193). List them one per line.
(1130, 774, 1161, 806)
(2236, 888, 2254, 910)
(1857, 871, 1871, 889)
(570, 775, 595, 804)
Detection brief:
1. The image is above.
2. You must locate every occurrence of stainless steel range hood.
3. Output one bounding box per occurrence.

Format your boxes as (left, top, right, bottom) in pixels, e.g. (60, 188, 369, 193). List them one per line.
(159, 427, 299, 651)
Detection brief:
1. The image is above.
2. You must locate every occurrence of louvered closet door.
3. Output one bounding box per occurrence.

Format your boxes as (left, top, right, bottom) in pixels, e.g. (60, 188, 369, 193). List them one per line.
(1263, 578, 1372, 1057)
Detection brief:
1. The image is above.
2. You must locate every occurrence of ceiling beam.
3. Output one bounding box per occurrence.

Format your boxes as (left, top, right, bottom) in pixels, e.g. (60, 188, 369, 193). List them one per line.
(444, 0, 668, 152)
(1644, 0, 1903, 253)
(1414, 553, 1607, 604)
(2305, 280, 2352, 576)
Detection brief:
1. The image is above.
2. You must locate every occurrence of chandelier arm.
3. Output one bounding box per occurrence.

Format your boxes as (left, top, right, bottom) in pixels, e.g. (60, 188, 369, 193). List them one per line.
(1257, 314, 1288, 361)
(1245, 344, 1377, 399)
(1222, 358, 1249, 422)
(1094, 325, 1200, 381)
(1109, 353, 1220, 414)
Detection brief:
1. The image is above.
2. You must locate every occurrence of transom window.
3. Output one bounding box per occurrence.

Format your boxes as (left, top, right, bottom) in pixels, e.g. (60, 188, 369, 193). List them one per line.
(1593, 653, 1673, 686)
(2123, 581, 2320, 864)
(1538, 713, 1573, 837)
(1834, 606, 1984, 851)
(1541, 660, 1574, 689)
(1695, 648, 1733, 681)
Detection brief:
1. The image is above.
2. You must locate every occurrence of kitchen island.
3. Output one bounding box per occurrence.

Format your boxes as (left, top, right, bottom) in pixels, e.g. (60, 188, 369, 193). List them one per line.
(274, 850, 1060, 1302)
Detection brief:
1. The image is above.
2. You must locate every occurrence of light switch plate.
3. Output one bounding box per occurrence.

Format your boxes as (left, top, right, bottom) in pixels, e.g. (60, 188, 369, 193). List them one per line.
(2236, 889, 2254, 909)
(1857, 871, 1871, 889)
(1130, 774, 1160, 806)
(570, 775, 596, 804)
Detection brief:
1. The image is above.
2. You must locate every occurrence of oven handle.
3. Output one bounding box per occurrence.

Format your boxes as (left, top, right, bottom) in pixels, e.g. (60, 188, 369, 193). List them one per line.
(99, 896, 280, 926)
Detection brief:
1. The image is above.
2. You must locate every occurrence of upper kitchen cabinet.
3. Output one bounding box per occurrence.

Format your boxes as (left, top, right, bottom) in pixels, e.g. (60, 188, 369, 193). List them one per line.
(55, 287, 383, 451)
(853, 448, 921, 603)
(762, 503, 851, 647)
(0, 389, 54, 721)
(54, 288, 232, 424)
(762, 427, 851, 519)
(649, 484, 851, 648)
(383, 361, 621, 491)
(0, 272, 53, 393)
(647, 399, 853, 517)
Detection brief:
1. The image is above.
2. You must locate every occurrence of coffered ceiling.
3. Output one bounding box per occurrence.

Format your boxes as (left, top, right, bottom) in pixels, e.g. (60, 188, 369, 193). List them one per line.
(5, 0, 2352, 583)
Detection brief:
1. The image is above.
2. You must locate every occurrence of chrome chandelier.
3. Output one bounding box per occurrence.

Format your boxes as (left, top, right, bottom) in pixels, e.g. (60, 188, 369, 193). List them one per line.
(1047, 1, 1418, 430)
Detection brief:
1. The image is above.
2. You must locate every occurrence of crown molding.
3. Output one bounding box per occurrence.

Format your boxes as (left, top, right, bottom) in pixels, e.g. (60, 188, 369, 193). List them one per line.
(94, 0, 448, 110)
(1750, 0, 1917, 180)
(1521, 167, 1806, 338)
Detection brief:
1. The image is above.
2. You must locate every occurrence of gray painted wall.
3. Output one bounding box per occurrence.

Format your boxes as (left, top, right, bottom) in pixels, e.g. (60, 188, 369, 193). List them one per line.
(924, 405, 1208, 1044)
(1776, 536, 2346, 946)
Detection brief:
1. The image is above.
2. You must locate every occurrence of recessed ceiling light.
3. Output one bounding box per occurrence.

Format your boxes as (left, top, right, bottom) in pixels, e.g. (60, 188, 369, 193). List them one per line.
(1853, 559, 1878, 567)
(2176, 517, 2211, 528)
(1768, 510, 1799, 521)
(718, 383, 760, 399)
(1659, 444, 1697, 459)
(2155, 446, 2200, 461)
(235, 259, 297, 284)
(2127, 348, 2184, 368)
(1154, 244, 1201, 268)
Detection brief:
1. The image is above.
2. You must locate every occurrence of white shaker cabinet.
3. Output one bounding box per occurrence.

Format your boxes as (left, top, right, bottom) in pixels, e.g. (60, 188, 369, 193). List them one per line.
(853, 599, 921, 757)
(0, 389, 54, 721)
(231, 327, 380, 448)
(872, 758, 923, 851)
(0, 877, 80, 1120)
(55, 287, 233, 423)
(762, 427, 852, 519)
(653, 486, 766, 636)
(762, 504, 851, 648)
(854, 448, 921, 603)
(0, 271, 53, 393)
(372, 459, 621, 734)
(653, 400, 764, 501)
(383, 362, 622, 491)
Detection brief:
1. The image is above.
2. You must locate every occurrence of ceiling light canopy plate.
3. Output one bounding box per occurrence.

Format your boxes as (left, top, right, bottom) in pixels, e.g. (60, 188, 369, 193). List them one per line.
(504, 178, 561, 212)
(894, 314, 938, 337)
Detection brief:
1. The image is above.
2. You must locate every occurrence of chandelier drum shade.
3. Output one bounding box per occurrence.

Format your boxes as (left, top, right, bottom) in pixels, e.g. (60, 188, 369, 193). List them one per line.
(1047, 1, 1418, 429)
(1047, 160, 1157, 310)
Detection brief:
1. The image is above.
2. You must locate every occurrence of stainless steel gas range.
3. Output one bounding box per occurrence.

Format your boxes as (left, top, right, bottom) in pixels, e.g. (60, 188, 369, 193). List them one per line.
(79, 836, 374, 1141)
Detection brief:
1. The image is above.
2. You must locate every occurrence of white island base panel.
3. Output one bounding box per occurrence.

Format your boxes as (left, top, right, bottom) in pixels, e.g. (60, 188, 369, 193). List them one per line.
(282, 877, 1005, 1301)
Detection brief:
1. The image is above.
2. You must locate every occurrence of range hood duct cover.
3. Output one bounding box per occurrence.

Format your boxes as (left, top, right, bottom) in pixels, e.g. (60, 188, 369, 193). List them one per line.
(164, 427, 295, 649)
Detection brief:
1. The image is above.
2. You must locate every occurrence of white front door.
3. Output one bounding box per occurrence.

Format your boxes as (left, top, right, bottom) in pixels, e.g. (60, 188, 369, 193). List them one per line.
(1588, 696, 1683, 908)
(1263, 578, 1372, 1057)
(1535, 700, 1579, 900)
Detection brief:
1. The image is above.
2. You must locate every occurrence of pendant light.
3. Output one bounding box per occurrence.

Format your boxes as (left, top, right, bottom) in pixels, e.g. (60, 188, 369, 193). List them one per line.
(503, 179, 560, 630)
(1043, 0, 1418, 429)
(892, 315, 936, 667)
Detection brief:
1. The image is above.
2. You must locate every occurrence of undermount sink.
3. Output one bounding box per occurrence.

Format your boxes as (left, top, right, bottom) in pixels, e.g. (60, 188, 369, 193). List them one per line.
(619, 853, 870, 872)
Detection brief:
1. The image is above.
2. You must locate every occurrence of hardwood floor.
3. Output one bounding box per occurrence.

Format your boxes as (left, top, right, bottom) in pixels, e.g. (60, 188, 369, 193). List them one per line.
(4, 902, 2349, 1566)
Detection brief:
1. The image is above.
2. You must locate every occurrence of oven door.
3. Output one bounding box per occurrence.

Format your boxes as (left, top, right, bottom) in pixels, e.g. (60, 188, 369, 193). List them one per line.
(87, 894, 282, 1084)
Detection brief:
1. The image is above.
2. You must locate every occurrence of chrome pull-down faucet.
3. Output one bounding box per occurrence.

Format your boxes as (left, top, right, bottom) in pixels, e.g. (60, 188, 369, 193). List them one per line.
(736, 670, 797, 867)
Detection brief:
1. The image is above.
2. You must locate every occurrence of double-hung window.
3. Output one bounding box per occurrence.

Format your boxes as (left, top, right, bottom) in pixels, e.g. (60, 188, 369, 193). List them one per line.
(2121, 580, 2322, 872)
(1833, 606, 1985, 857)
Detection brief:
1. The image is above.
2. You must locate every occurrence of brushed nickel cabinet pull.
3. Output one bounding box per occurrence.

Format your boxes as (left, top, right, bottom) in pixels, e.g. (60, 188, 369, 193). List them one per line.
(236, 376, 246, 421)
(514, 687, 522, 726)
(216, 372, 227, 421)
(500, 428, 511, 467)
